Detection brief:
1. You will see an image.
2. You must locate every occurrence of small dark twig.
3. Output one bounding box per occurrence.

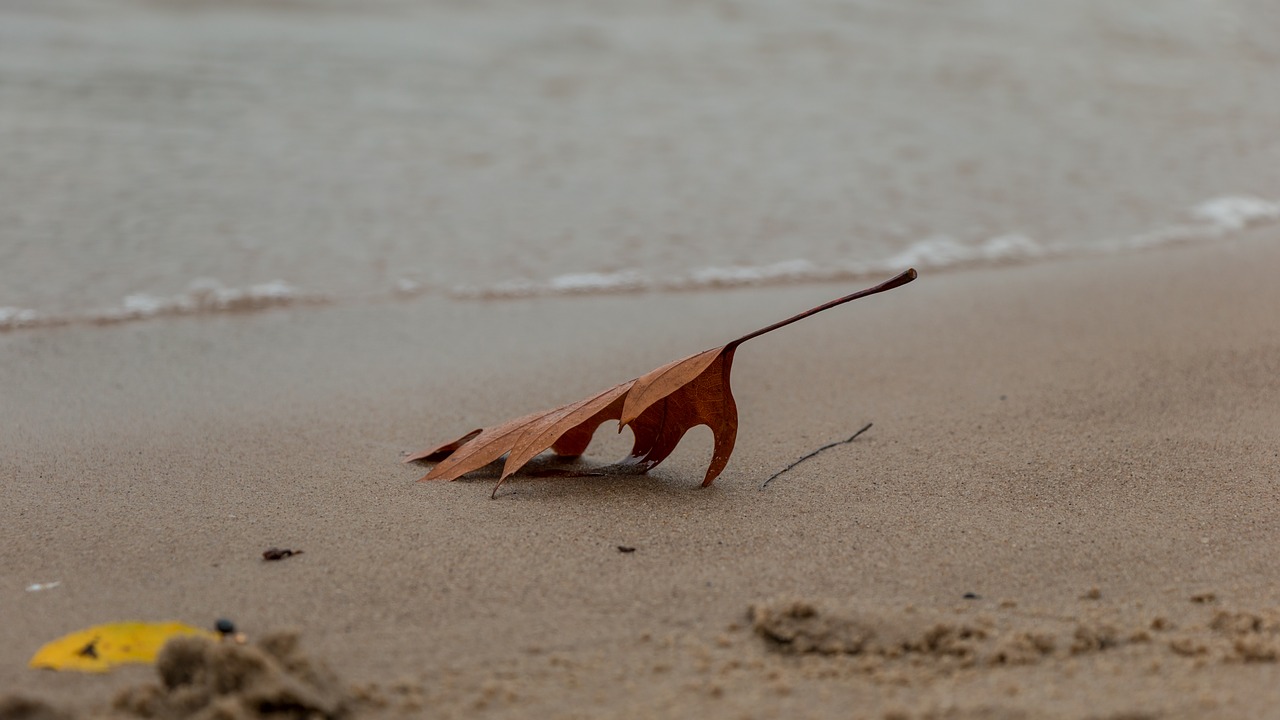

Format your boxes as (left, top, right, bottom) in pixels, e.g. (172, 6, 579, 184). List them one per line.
(759, 422, 873, 490)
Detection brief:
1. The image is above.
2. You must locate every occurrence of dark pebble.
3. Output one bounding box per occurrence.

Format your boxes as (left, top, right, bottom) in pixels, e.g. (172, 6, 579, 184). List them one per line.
(215, 618, 236, 635)
(263, 547, 302, 560)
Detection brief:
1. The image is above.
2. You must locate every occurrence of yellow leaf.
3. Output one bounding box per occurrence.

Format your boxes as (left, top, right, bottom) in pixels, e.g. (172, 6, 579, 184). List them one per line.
(29, 621, 217, 672)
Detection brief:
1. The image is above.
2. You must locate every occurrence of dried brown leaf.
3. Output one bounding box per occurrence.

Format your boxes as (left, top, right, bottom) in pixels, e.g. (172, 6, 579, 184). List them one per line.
(405, 269, 917, 496)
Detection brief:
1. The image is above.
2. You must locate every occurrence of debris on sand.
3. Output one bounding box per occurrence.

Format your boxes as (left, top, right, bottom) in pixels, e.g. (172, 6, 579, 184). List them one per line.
(111, 631, 350, 719)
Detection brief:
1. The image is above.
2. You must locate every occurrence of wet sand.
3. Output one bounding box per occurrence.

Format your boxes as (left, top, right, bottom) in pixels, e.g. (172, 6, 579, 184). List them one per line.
(4, 231, 1279, 718)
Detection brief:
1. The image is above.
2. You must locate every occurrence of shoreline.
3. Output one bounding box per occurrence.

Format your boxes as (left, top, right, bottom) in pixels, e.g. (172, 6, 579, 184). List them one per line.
(5, 191, 1279, 334)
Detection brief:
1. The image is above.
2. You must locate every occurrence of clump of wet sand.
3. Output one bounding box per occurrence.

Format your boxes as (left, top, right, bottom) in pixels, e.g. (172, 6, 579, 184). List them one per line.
(1, 633, 350, 720)
(750, 597, 1280, 671)
(112, 631, 348, 720)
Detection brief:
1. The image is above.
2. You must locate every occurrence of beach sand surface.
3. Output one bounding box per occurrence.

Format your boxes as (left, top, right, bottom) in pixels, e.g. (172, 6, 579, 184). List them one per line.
(4, 233, 1279, 718)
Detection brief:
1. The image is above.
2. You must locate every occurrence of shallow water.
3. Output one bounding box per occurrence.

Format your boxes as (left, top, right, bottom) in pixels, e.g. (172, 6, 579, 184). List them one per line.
(2, 0, 1278, 328)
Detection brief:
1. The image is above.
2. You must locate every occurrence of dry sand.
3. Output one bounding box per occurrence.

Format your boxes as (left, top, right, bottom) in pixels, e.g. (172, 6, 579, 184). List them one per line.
(4, 232, 1279, 719)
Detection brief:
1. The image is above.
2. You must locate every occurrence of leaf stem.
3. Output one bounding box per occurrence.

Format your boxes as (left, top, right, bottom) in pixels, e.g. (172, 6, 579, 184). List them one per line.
(727, 268, 917, 349)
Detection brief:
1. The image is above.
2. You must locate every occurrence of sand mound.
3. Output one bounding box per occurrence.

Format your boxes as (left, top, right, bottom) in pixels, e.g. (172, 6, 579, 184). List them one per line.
(750, 598, 1280, 672)
(2, 632, 350, 720)
(110, 631, 349, 720)
(750, 599, 1058, 668)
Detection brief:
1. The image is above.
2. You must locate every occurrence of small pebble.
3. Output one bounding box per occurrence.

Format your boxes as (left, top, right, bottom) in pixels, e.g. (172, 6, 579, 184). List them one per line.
(263, 547, 303, 561)
(215, 618, 236, 635)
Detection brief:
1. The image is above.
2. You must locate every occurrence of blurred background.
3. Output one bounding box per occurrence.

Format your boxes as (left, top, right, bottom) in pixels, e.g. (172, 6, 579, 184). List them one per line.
(3, 0, 1278, 321)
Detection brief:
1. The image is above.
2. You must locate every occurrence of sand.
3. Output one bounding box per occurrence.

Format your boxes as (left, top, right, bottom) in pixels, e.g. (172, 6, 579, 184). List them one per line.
(4, 231, 1279, 719)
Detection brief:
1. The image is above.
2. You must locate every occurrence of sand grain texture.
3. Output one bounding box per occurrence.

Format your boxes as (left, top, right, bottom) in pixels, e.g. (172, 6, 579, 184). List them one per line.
(5, 233, 1279, 719)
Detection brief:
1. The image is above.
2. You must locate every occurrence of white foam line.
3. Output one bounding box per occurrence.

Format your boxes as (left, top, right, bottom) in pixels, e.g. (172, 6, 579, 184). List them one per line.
(0, 279, 326, 333)
(87, 279, 321, 325)
(684, 259, 828, 287)
(1191, 195, 1280, 231)
(450, 195, 1279, 300)
(0, 306, 42, 331)
(3, 196, 1277, 327)
(451, 233, 1058, 299)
